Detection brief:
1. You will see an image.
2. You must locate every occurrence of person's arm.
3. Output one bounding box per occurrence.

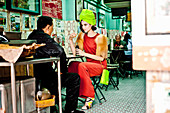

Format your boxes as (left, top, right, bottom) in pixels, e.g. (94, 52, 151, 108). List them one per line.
(76, 49, 104, 61)
(69, 33, 77, 56)
(122, 41, 128, 50)
(69, 32, 84, 56)
(119, 40, 127, 50)
(41, 36, 68, 73)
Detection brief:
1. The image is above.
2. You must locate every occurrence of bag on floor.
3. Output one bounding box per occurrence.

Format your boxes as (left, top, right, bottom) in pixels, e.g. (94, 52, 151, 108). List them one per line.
(100, 69, 109, 85)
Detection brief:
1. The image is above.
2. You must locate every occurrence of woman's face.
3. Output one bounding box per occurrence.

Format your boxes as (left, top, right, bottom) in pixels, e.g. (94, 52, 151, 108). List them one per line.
(81, 21, 92, 33)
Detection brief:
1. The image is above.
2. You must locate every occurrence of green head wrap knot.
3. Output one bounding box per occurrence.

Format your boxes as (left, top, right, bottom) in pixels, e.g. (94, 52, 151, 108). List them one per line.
(79, 9, 96, 26)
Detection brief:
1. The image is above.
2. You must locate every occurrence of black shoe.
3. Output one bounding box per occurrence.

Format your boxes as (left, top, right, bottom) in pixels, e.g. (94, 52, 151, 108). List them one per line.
(71, 110, 85, 113)
(64, 109, 85, 113)
(50, 106, 57, 113)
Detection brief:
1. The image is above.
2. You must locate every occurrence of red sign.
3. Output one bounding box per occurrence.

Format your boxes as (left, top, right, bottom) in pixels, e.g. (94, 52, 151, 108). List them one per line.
(42, 0, 62, 19)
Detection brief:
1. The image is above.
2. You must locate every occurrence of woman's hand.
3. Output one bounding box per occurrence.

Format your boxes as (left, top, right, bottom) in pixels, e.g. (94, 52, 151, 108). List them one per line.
(76, 49, 85, 56)
(69, 33, 77, 40)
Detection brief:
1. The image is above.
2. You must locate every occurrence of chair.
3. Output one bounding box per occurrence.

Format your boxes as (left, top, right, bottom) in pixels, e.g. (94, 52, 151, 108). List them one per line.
(91, 76, 107, 105)
(134, 70, 144, 77)
(119, 60, 134, 79)
(109, 50, 126, 79)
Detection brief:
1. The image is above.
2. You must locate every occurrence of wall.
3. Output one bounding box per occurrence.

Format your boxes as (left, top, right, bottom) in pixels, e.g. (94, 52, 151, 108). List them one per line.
(0, 0, 125, 48)
(62, 0, 76, 21)
(0, 0, 123, 37)
(62, 0, 122, 31)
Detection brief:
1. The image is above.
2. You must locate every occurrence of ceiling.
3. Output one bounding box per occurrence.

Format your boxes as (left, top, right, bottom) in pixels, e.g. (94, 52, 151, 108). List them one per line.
(104, 0, 131, 8)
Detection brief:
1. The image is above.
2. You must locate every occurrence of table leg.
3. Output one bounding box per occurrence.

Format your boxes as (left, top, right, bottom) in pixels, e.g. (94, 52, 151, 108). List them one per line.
(80, 57, 84, 62)
(26, 64, 30, 76)
(57, 60, 62, 113)
(10, 63, 17, 113)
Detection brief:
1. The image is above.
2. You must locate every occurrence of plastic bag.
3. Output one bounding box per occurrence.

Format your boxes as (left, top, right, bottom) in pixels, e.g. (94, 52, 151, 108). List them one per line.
(100, 69, 109, 85)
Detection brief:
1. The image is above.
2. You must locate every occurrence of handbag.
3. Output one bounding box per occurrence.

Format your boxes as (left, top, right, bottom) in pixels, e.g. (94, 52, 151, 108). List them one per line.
(100, 69, 109, 85)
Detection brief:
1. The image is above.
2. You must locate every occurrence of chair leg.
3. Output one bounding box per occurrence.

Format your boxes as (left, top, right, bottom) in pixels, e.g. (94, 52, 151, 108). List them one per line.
(110, 77, 119, 90)
(91, 77, 106, 104)
(104, 70, 114, 91)
(104, 68, 119, 91)
(117, 67, 125, 79)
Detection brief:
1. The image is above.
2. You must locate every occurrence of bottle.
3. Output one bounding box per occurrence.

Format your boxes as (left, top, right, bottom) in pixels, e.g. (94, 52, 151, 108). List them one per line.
(75, 45, 79, 56)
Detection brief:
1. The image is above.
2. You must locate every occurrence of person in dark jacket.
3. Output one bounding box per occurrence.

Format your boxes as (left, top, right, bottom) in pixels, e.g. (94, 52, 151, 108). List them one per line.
(0, 27, 9, 43)
(113, 34, 127, 50)
(28, 16, 84, 113)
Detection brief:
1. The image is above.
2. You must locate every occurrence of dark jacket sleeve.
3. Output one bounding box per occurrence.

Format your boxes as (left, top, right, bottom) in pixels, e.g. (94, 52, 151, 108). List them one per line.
(41, 37, 68, 74)
(121, 41, 128, 50)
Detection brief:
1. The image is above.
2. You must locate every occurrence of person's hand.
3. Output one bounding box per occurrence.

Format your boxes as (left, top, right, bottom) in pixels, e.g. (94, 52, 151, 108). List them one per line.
(76, 49, 85, 56)
(69, 33, 77, 40)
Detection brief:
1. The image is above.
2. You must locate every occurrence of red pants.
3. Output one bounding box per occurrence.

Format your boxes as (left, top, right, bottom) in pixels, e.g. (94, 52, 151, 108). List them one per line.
(68, 61, 105, 98)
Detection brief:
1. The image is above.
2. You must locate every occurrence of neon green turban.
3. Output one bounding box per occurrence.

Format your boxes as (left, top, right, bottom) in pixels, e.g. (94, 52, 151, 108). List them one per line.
(79, 9, 96, 26)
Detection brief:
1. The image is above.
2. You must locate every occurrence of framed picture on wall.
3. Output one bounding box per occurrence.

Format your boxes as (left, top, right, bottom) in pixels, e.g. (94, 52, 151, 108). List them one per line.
(84, 1, 88, 9)
(31, 16, 36, 29)
(42, 0, 62, 19)
(0, 0, 6, 9)
(122, 21, 131, 31)
(98, 12, 105, 28)
(22, 14, 29, 30)
(88, 3, 96, 12)
(75, 0, 84, 21)
(0, 12, 7, 30)
(6, 0, 40, 14)
(10, 12, 20, 31)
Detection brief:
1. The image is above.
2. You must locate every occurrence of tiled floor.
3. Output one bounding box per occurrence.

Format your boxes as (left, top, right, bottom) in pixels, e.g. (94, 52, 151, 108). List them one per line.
(77, 72, 146, 113)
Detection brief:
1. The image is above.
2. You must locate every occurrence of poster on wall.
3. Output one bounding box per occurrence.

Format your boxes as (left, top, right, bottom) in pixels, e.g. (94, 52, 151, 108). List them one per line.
(10, 13, 20, 31)
(123, 21, 131, 31)
(22, 14, 29, 30)
(31, 16, 36, 29)
(42, 0, 62, 19)
(98, 12, 105, 28)
(0, 12, 7, 30)
(75, 0, 84, 21)
(88, 3, 96, 12)
(56, 20, 65, 46)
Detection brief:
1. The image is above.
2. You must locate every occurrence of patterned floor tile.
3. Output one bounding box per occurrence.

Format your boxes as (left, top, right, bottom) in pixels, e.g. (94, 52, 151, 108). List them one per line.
(80, 71, 146, 113)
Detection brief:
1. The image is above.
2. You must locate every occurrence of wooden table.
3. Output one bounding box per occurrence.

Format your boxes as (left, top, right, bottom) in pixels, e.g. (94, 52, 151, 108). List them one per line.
(0, 57, 62, 113)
